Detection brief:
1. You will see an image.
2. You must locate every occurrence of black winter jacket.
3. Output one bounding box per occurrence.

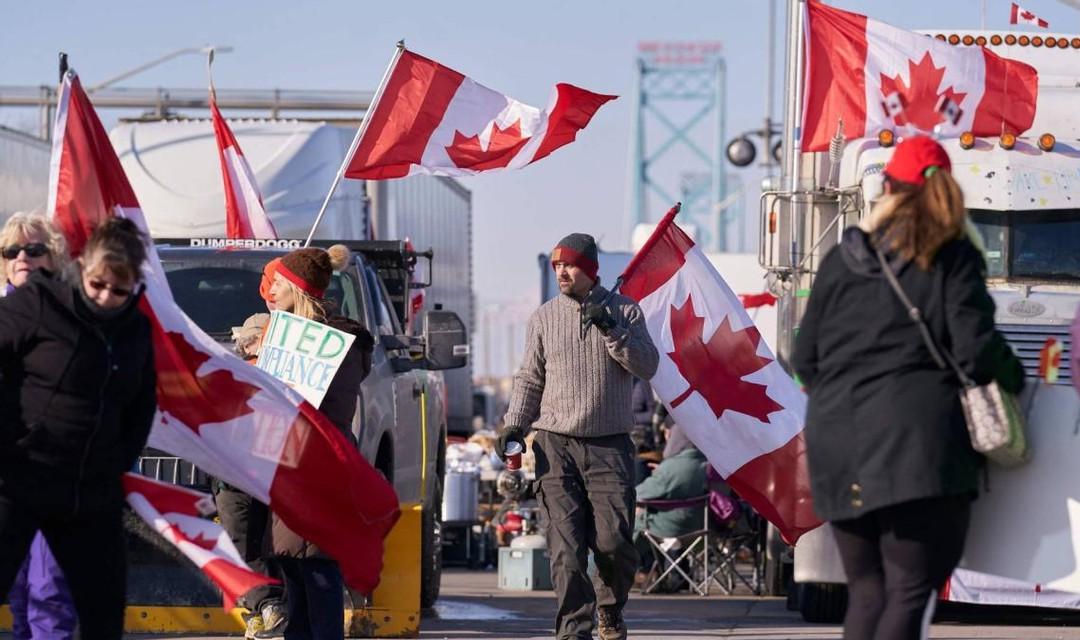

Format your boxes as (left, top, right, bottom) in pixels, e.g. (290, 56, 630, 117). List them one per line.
(0, 270, 157, 517)
(792, 228, 1024, 521)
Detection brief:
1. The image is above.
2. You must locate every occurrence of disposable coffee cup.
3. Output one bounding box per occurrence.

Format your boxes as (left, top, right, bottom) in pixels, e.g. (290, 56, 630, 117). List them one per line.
(504, 441, 523, 470)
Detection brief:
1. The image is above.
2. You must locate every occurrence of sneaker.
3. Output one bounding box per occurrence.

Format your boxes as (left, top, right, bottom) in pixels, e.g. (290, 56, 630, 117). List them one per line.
(243, 614, 264, 640)
(597, 606, 627, 640)
(255, 601, 287, 638)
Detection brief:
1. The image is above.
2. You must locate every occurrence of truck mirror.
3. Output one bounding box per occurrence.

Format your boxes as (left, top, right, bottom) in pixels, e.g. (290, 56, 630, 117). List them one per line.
(423, 310, 469, 370)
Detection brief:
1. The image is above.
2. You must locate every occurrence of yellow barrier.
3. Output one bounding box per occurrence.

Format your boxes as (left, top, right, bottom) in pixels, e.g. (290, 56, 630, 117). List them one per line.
(0, 503, 422, 637)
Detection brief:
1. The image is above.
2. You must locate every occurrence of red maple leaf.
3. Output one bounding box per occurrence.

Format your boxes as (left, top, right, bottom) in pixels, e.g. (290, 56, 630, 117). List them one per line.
(153, 329, 260, 434)
(184, 530, 220, 552)
(667, 295, 783, 423)
(879, 52, 966, 131)
(445, 119, 531, 170)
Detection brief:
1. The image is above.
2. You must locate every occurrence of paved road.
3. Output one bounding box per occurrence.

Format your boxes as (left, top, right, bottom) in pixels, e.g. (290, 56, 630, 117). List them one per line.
(421, 570, 1080, 640)
(5, 569, 1080, 638)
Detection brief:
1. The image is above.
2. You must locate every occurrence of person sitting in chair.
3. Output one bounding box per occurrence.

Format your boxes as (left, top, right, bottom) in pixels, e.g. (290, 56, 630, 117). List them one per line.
(633, 424, 708, 587)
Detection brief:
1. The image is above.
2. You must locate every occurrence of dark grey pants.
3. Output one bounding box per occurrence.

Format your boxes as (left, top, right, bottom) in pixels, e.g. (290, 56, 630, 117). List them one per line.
(532, 430, 637, 640)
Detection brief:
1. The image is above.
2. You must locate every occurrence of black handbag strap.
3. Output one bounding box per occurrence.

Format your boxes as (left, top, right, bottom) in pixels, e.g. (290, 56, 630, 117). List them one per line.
(875, 248, 976, 389)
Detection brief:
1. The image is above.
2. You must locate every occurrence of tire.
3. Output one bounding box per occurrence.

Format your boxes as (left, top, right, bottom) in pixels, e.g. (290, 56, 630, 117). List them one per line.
(420, 471, 444, 609)
(798, 582, 848, 624)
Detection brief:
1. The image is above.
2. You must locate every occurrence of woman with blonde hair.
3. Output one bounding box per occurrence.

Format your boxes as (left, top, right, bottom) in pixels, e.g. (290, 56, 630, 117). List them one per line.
(0, 212, 78, 639)
(0, 212, 68, 294)
(793, 136, 1024, 640)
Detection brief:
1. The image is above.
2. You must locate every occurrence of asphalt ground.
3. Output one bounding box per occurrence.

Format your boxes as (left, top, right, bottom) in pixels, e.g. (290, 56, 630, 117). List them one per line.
(4, 569, 1080, 638)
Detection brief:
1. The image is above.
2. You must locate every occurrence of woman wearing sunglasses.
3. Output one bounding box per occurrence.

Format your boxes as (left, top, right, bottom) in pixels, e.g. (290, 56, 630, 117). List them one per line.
(0, 216, 157, 640)
(0, 212, 80, 640)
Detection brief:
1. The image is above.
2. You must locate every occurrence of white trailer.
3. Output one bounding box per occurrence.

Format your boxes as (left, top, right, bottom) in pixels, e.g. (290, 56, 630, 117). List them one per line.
(0, 126, 49, 218)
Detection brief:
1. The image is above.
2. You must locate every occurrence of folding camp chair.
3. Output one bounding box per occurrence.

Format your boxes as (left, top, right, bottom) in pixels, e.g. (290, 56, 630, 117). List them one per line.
(704, 500, 767, 595)
(636, 495, 713, 596)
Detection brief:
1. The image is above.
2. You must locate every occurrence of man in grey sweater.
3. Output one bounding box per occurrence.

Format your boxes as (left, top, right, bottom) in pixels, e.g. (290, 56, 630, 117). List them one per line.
(500, 233, 659, 640)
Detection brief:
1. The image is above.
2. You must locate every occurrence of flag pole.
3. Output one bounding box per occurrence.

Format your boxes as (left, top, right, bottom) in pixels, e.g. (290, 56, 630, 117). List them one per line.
(304, 41, 406, 247)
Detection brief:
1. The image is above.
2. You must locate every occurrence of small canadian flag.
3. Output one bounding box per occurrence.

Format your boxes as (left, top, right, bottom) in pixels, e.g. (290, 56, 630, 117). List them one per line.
(1010, 3, 1049, 28)
(936, 95, 964, 126)
(1039, 337, 1063, 383)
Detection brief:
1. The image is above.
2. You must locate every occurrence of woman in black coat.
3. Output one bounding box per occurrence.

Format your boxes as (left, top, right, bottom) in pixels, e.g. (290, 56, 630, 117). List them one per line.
(0, 217, 156, 640)
(793, 136, 1024, 640)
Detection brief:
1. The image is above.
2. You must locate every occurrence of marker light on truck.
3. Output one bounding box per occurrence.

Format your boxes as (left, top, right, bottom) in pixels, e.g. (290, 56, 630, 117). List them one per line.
(948, 34, 961, 45)
(975, 36, 988, 46)
(959, 132, 976, 150)
(1032, 36, 1044, 47)
(962, 35, 975, 46)
(1005, 35, 1018, 45)
(1019, 36, 1031, 46)
(990, 35, 1003, 46)
(878, 129, 895, 148)
(1072, 38, 1080, 49)
(1000, 132, 1017, 150)
(1039, 134, 1056, 152)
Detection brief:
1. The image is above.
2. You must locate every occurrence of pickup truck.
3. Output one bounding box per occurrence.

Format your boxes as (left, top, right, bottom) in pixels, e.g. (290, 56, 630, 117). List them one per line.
(146, 238, 466, 609)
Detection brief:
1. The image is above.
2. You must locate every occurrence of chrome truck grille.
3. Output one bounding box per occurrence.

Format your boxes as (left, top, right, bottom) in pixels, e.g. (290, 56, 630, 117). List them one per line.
(998, 324, 1072, 386)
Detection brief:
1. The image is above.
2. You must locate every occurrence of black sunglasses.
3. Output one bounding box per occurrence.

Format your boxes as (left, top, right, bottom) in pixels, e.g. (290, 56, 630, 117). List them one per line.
(86, 279, 138, 299)
(2, 243, 48, 260)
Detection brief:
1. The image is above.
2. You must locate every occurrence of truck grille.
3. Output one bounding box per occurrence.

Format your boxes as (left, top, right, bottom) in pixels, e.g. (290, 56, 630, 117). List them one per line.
(998, 324, 1072, 386)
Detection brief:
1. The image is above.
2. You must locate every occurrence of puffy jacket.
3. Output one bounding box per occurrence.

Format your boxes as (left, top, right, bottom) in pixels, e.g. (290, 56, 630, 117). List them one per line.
(272, 315, 374, 559)
(0, 270, 156, 517)
(634, 447, 708, 538)
(793, 228, 1024, 521)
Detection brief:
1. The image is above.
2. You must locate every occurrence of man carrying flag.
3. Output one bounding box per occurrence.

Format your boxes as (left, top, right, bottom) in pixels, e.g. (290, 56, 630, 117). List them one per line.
(499, 232, 659, 640)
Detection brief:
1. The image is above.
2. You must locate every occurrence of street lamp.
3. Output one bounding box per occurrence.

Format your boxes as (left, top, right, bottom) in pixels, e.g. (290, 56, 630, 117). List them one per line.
(88, 45, 233, 92)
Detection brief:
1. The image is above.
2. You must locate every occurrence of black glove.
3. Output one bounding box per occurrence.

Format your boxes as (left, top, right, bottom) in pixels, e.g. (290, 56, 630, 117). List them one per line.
(582, 303, 617, 336)
(496, 428, 527, 462)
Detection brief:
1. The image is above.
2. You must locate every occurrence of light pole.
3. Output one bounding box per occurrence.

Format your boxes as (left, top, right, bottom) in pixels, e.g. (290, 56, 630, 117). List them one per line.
(88, 45, 233, 92)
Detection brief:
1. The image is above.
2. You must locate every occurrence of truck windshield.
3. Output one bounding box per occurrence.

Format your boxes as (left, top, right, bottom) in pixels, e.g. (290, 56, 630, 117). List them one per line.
(162, 259, 355, 340)
(969, 209, 1080, 281)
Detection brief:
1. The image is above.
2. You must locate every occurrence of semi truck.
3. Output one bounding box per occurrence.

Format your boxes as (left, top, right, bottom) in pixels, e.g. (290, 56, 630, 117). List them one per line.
(765, 24, 1080, 621)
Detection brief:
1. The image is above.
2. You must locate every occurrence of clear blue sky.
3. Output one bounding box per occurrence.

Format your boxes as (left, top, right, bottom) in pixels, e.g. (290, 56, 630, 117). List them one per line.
(3, 0, 1077, 305)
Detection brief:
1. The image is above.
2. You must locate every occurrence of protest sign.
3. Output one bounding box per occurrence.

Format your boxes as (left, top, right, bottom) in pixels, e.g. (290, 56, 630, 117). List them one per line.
(255, 310, 356, 407)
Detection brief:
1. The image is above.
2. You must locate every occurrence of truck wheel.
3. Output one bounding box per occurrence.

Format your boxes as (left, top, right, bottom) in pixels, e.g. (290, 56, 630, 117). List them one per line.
(420, 473, 443, 609)
(798, 582, 848, 624)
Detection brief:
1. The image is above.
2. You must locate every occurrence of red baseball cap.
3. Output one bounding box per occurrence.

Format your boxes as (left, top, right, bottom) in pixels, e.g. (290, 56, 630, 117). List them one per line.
(883, 135, 952, 187)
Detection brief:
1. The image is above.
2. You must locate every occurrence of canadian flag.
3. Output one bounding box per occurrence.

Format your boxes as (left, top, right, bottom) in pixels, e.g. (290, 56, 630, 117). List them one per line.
(48, 70, 400, 595)
(210, 89, 278, 240)
(123, 473, 277, 610)
(621, 208, 821, 543)
(343, 47, 616, 179)
(802, 0, 1039, 151)
(1011, 2, 1049, 28)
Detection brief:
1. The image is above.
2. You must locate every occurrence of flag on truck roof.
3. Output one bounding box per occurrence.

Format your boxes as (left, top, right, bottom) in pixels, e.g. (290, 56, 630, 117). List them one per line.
(47, 69, 400, 597)
(1010, 2, 1049, 28)
(123, 473, 278, 610)
(343, 46, 616, 179)
(209, 84, 278, 240)
(801, 0, 1038, 152)
(620, 207, 821, 544)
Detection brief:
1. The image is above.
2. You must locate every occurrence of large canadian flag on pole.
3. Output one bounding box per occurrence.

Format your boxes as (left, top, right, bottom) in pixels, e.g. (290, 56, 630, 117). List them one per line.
(123, 473, 278, 610)
(48, 69, 400, 595)
(621, 207, 821, 543)
(210, 89, 278, 240)
(802, 0, 1039, 151)
(343, 46, 616, 179)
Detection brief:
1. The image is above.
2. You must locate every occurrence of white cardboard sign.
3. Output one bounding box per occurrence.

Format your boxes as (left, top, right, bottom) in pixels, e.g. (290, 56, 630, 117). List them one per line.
(254, 310, 356, 407)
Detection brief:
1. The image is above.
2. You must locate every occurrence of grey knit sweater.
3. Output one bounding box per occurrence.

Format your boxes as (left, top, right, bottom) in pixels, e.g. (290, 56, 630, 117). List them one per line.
(504, 286, 660, 438)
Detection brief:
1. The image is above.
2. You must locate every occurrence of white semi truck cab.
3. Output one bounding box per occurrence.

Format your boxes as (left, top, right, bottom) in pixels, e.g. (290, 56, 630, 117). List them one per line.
(764, 29, 1080, 620)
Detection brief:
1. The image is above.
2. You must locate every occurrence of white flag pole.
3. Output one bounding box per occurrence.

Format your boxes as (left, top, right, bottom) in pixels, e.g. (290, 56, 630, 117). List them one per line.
(304, 41, 406, 247)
